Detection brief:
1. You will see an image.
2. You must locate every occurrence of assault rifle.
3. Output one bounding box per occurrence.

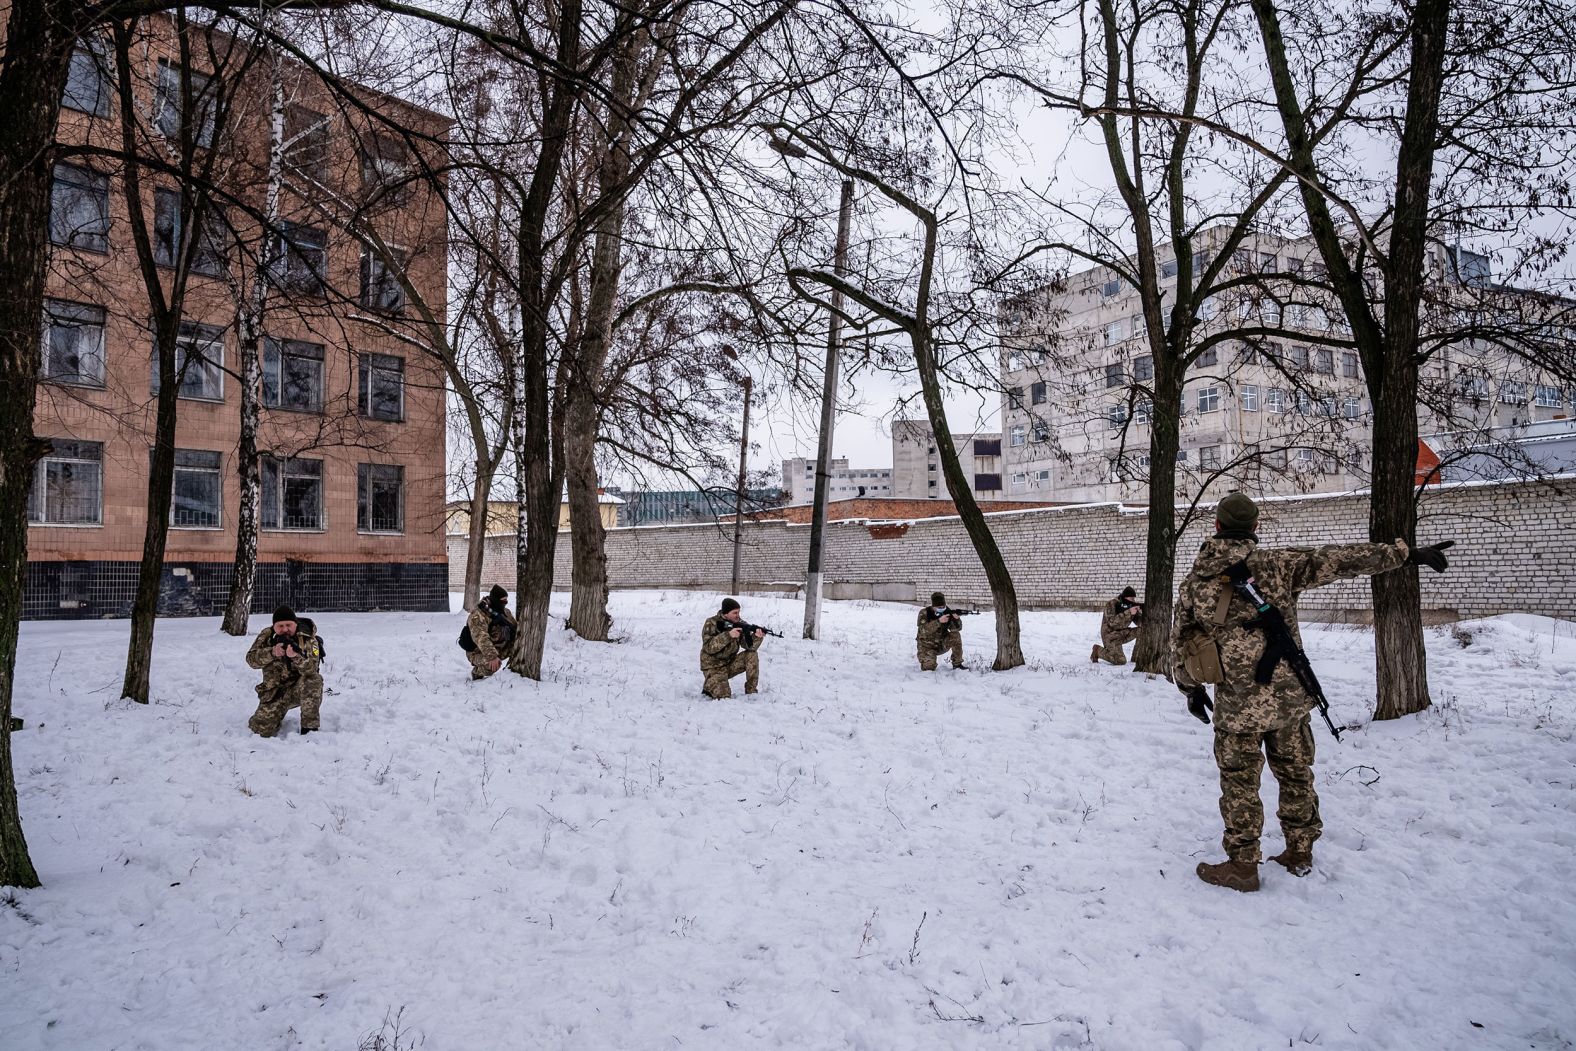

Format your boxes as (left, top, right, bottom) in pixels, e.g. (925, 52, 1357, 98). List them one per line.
(1224, 563, 1343, 741)
(927, 606, 980, 630)
(716, 617, 784, 652)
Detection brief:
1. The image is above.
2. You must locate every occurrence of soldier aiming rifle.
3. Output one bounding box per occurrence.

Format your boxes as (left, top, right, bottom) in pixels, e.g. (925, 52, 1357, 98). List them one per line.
(700, 598, 777, 698)
(916, 591, 973, 671)
(1092, 587, 1143, 666)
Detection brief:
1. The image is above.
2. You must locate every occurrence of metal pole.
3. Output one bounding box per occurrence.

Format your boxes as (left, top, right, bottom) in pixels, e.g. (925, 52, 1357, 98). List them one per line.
(803, 179, 856, 640)
(730, 373, 752, 595)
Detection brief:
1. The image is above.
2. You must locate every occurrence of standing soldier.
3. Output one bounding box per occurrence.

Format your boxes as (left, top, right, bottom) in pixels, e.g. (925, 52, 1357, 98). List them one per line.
(466, 585, 518, 680)
(245, 605, 324, 736)
(1091, 587, 1143, 665)
(1171, 492, 1453, 892)
(916, 591, 965, 671)
(701, 597, 765, 698)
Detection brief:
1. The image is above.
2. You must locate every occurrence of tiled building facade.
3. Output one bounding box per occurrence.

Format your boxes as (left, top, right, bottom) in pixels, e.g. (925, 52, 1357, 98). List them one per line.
(999, 231, 1575, 503)
(26, 18, 449, 619)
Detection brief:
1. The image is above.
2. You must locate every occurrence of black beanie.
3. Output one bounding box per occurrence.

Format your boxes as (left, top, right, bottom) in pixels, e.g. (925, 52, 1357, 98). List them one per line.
(488, 584, 507, 604)
(720, 597, 740, 613)
(931, 592, 945, 606)
(1121, 587, 1136, 600)
(1215, 492, 1260, 534)
(272, 605, 296, 624)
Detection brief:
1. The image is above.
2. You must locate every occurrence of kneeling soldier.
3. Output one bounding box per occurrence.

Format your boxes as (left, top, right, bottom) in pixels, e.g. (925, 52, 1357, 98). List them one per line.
(1171, 492, 1453, 892)
(916, 591, 965, 671)
(246, 605, 324, 736)
(701, 597, 764, 698)
(1092, 587, 1143, 665)
(468, 584, 518, 680)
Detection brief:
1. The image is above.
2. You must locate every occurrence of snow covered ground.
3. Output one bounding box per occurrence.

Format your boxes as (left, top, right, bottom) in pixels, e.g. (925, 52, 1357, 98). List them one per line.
(3, 591, 1574, 1051)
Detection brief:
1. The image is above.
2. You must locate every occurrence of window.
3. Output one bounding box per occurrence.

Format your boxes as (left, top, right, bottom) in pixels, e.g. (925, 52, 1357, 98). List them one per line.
(1459, 371, 1489, 401)
(360, 246, 407, 313)
(1197, 296, 1218, 321)
(359, 353, 405, 421)
(1101, 278, 1122, 297)
(1241, 384, 1260, 412)
(1033, 468, 1051, 484)
(153, 189, 225, 276)
(1320, 396, 1337, 417)
(1109, 456, 1137, 482)
(1104, 320, 1124, 346)
(1105, 363, 1125, 388)
(1007, 385, 1025, 411)
(1134, 355, 1153, 381)
(1315, 349, 1334, 375)
(261, 455, 324, 530)
(1009, 425, 1026, 447)
(1500, 381, 1527, 405)
(1200, 445, 1222, 467)
(1005, 350, 1027, 372)
(357, 463, 405, 533)
(50, 164, 110, 252)
(361, 133, 413, 204)
(973, 438, 1001, 457)
(1535, 384, 1562, 408)
(974, 473, 1002, 492)
(155, 61, 216, 148)
(285, 105, 331, 180)
(1343, 396, 1361, 419)
(1197, 386, 1220, 413)
(1032, 419, 1050, 443)
(1258, 252, 1276, 271)
(1134, 398, 1152, 425)
(1266, 387, 1285, 413)
(263, 338, 325, 413)
(1030, 380, 1047, 406)
(171, 449, 222, 528)
(1296, 448, 1316, 464)
(26, 440, 102, 525)
(1176, 449, 1188, 463)
(1342, 353, 1359, 379)
(62, 39, 112, 116)
(1290, 345, 1310, 370)
(1266, 448, 1288, 470)
(1236, 344, 1258, 365)
(267, 222, 328, 294)
(1160, 258, 1179, 279)
(1011, 472, 1026, 490)
(1108, 403, 1129, 430)
(153, 322, 225, 401)
(42, 300, 106, 387)
(1198, 347, 1217, 368)
(1296, 390, 1313, 415)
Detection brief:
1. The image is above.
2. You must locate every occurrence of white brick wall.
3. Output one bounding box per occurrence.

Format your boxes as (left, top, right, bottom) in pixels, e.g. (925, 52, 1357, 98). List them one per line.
(449, 479, 1576, 620)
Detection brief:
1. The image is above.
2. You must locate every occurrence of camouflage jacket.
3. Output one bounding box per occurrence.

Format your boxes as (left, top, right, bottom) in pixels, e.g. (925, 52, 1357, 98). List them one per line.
(916, 607, 959, 647)
(701, 616, 761, 673)
(1170, 536, 1407, 733)
(467, 602, 517, 663)
(1101, 598, 1140, 637)
(246, 626, 323, 697)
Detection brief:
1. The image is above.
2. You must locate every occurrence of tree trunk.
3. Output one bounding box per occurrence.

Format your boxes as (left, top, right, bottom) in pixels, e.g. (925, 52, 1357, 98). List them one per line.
(223, 46, 285, 636)
(1132, 360, 1183, 674)
(563, 392, 610, 639)
(123, 328, 183, 702)
(0, 0, 75, 889)
(1369, 348, 1429, 720)
(462, 459, 496, 612)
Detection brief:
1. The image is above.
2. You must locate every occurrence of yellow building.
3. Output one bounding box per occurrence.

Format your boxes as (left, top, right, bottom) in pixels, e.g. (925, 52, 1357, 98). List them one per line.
(445, 492, 623, 537)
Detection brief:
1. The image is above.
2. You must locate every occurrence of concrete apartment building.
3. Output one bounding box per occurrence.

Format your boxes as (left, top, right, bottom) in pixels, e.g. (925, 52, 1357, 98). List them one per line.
(889, 419, 1005, 501)
(781, 458, 894, 505)
(999, 231, 1575, 503)
(26, 18, 450, 618)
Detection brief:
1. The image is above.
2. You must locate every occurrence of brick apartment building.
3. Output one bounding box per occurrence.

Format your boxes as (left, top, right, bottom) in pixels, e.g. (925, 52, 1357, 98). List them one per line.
(25, 17, 450, 619)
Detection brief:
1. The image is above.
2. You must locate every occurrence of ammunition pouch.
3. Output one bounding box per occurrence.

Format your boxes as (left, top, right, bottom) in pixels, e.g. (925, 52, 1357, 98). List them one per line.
(1181, 633, 1225, 685)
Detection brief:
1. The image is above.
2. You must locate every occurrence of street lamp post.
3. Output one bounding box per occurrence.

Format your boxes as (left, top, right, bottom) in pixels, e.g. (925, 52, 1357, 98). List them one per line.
(730, 373, 752, 595)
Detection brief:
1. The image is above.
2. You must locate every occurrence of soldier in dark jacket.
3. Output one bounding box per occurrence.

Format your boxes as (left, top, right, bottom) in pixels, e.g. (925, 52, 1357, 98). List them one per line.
(245, 605, 324, 736)
(1092, 587, 1142, 665)
(916, 591, 965, 670)
(1171, 492, 1452, 891)
(467, 584, 518, 680)
(700, 597, 764, 698)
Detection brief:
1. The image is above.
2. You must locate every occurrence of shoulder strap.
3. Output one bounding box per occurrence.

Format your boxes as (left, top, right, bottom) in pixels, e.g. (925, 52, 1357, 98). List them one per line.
(1211, 560, 1251, 625)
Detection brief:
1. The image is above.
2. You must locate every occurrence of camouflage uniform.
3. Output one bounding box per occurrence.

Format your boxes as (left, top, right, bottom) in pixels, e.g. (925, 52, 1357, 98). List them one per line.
(467, 602, 517, 680)
(1097, 598, 1141, 665)
(915, 608, 965, 670)
(700, 616, 762, 698)
(245, 627, 324, 736)
(1171, 536, 1407, 862)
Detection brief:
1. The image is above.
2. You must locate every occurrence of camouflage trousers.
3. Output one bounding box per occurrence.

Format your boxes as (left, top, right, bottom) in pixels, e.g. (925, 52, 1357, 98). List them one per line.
(1214, 714, 1322, 863)
(249, 680, 323, 737)
(1098, 627, 1139, 665)
(703, 651, 759, 698)
(469, 651, 502, 680)
(917, 633, 964, 671)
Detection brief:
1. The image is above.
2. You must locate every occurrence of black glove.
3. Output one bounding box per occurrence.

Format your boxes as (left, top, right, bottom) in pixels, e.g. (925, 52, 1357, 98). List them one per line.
(1187, 686, 1213, 725)
(1407, 539, 1455, 573)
